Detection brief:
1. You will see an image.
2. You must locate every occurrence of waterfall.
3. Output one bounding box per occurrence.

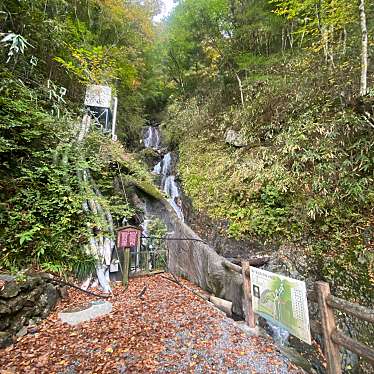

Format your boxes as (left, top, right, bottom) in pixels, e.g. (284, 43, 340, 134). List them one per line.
(144, 126, 160, 148)
(143, 127, 184, 222)
(160, 152, 172, 176)
(267, 322, 290, 346)
(153, 153, 184, 222)
(164, 175, 184, 221)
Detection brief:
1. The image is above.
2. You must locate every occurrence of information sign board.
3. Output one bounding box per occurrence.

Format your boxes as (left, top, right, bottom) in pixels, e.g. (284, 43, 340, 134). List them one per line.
(249, 267, 311, 344)
(84, 85, 112, 108)
(117, 226, 141, 249)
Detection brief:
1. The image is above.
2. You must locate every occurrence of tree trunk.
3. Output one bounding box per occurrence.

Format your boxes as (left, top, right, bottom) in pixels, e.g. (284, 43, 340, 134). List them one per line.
(287, 22, 294, 49)
(328, 25, 335, 68)
(359, 0, 368, 96)
(342, 28, 347, 55)
(235, 73, 245, 107)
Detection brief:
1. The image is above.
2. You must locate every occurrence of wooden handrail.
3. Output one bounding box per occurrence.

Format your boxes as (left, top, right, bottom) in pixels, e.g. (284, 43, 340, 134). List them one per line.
(331, 329, 374, 364)
(327, 295, 374, 324)
(315, 281, 374, 372)
(242, 261, 255, 328)
(222, 259, 242, 273)
(315, 281, 342, 374)
(228, 262, 374, 372)
(222, 258, 270, 276)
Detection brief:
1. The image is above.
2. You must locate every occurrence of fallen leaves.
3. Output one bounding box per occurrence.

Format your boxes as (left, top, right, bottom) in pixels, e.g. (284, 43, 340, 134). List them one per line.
(0, 275, 303, 373)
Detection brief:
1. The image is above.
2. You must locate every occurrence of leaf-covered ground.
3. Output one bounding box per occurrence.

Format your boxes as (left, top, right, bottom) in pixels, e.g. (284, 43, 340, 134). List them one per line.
(0, 275, 303, 373)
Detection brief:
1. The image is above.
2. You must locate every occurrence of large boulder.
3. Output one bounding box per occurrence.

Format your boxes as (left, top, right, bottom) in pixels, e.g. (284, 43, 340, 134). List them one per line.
(0, 332, 12, 349)
(0, 300, 11, 314)
(225, 129, 248, 147)
(40, 283, 59, 317)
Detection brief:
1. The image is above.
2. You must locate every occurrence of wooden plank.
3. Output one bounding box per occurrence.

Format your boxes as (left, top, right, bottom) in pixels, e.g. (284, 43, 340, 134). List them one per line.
(316, 281, 342, 374)
(122, 248, 130, 287)
(242, 261, 255, 328)
(209, 295, 232, 316)
(331, 329, 374, 364)
(222, 259, 242, 274)
(225, 257, 270, 267)
(327, 295, 374, 324)
(223, 258, 270, 275)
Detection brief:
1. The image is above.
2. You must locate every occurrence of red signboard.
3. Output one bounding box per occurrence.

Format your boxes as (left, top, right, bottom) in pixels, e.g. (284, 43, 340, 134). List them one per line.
(117, 226, 141, 249)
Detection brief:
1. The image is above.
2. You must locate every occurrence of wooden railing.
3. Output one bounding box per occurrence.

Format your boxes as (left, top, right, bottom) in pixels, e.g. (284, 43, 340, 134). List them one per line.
(314, 282, 374, 373)
(122, 248, 168, 285)
(221, 259, 374, 373)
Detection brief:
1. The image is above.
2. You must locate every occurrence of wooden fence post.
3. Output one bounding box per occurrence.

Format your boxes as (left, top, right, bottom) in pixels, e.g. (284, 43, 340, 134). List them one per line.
(315, 281, 342, 374)
(122, 248, 130, 286)
(242, 261, 256, 328)
(145, 251, 150, 274)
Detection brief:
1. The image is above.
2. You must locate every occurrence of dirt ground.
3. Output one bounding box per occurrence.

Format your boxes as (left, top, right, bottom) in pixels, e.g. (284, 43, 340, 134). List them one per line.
(0, 274, 303, 373)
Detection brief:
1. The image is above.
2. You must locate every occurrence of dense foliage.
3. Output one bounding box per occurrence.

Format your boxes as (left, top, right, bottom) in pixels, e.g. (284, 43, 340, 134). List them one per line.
(0, 0, 373, 311)
(0, 0, 161, 276)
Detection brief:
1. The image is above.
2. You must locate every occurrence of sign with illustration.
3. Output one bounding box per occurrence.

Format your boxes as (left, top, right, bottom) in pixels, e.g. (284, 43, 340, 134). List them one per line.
(84, 85, 112, 108)
(249, 267, 311, 344)
(117, 226, 141, 249)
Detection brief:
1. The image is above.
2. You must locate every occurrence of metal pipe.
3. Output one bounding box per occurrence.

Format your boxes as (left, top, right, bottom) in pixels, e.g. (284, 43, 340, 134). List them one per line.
(111, 96, 118, 141)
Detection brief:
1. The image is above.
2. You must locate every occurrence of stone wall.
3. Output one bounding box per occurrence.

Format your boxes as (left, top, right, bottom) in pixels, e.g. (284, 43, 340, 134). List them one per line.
(0, 274, 61, 348)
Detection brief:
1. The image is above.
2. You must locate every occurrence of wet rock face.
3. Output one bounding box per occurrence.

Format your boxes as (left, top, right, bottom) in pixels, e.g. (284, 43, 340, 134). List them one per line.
(0, 274, 61, 348)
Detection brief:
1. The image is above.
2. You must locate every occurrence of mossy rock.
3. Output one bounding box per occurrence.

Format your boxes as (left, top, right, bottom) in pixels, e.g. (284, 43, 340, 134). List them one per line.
(129, 177, 164, 200)
(136, 148, 161, 166)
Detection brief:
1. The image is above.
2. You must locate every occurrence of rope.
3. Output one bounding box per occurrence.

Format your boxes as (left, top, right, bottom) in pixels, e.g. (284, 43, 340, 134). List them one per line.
(116, 162, 129, 207)
(49, 276, 111, 299)
(141, 235, 207, 244)
(116, 161, 142, 225)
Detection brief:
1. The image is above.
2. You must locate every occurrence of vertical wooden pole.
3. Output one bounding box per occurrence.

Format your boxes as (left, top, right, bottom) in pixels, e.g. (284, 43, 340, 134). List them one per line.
(242, 261, 255, 328)
(145, 251, 150, 274)
(122, 248, 130, 286)
(315, 281, 342, 374)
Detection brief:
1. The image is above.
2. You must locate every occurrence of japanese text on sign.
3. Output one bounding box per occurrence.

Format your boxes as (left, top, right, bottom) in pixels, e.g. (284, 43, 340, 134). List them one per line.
(117, 227, 140, 248)
(84, 85, 112, 108)
(249, 267, 311, 344)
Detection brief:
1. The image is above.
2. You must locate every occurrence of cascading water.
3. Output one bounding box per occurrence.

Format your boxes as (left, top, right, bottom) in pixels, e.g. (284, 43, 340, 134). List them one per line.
(153, 153, 184, 222)
(144, 126, 160, 148)
(143, 125, 184, 222)
(267, 322, 290, 346)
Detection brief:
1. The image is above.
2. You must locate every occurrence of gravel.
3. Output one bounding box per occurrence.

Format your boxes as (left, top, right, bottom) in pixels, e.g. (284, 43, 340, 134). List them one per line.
(155, 298, 304, 374)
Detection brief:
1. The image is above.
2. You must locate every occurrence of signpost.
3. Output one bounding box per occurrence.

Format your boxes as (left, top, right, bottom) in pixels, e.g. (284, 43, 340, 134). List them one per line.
(84, 85, 112, 108)
(84, 85, 117, 137)
(116, 226, 142, 286)
(117, 227, 140, 249)
(249, 267, 311, 344)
